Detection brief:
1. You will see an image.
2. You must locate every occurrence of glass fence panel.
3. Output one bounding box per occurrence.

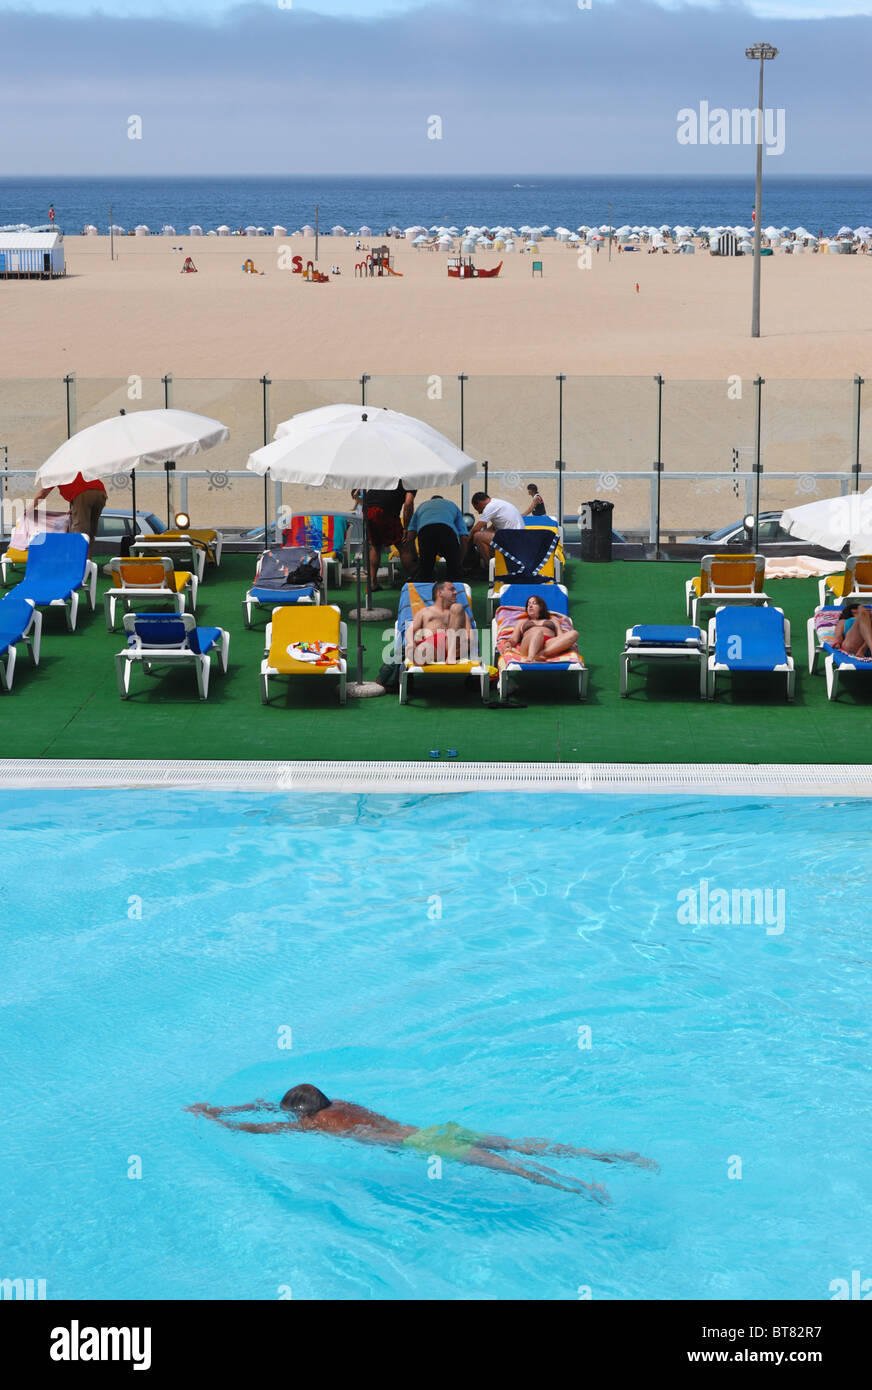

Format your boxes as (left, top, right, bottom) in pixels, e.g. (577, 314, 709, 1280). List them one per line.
(658, 377, 758, 538)
(563, 376, 658, 533)
(366, 373, 466, 510)
(169, 378, 264, 530)
(463, 376, 557, 517)
(762, 378, 855, 479)
(0, 378, 67, 477)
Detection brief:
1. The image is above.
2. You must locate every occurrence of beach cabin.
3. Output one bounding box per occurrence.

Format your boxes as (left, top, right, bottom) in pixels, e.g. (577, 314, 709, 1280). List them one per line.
(0, 230, 65, 278)
(84, 224, 98, 237)
(272, 225, 287, 238)
(301, 224, 315, 237)
(135, 225, 150, 237)
(189, 225, 204, 237)
(711, 231, 739, 257)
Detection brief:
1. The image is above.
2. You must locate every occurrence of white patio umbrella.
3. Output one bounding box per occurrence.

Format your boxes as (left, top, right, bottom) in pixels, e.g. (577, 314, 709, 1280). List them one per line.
(247, 404, 477, 683)
(36, 408, 230, 525)
(782, 488, 872, 553)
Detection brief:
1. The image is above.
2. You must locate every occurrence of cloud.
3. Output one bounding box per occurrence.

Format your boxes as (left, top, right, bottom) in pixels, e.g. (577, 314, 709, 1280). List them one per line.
(0, 0, 869, 174)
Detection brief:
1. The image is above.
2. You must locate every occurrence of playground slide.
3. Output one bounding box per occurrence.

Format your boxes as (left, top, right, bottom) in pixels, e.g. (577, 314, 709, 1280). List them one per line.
(385, 264, 403, 276)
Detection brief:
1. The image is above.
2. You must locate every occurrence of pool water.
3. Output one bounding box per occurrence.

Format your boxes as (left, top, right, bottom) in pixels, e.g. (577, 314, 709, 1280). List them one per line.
(1, 790, 870, 1300)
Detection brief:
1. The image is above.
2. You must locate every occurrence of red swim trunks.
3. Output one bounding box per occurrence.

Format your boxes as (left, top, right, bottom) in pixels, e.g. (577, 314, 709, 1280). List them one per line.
(367, 507, 403, 548)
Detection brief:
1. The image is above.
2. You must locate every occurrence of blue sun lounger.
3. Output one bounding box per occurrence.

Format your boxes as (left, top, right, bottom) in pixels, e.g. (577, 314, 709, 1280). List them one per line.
(0, 595, 41, 692)
(492, 582, 587, 701)
(115, 612, 229, 700)
(620, 624, 707, 698)
(8, 531, 96, 631)
(394, 581, 490, 705)
(243, 547, 324, 627)
(707, 605, 794, 702)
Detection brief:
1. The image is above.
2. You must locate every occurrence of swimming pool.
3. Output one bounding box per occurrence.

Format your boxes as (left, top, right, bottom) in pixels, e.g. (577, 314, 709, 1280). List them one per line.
(2, 787, 870, 1300)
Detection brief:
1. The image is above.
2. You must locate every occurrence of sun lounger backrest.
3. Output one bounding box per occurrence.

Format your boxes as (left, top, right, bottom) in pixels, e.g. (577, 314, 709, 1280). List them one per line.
(844, 555, 872, 591)
(112, 557, 173, 589)
(714, 605, 785, 667)
(22, 531, 88, 586)
(495, 582, 569, 616)
(125, 612, 194, 649)
(703, 552, 764, 594)
(0, 595, 35, 652)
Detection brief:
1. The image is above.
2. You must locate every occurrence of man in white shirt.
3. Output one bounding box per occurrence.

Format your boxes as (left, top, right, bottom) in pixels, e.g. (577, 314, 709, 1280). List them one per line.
(469, 491, 525, 568)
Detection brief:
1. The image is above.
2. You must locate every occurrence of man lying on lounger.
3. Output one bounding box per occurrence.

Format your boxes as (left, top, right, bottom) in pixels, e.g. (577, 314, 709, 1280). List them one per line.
(187, 1083, 658, 1201)
(405, 579, 473, 665)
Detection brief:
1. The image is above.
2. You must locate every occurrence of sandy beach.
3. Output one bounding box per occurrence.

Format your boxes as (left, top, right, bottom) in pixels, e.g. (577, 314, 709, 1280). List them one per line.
(1, 235, 871, 532)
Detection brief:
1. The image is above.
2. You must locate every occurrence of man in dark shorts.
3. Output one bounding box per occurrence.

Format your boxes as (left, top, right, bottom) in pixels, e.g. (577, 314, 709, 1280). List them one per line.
(406, 495, 468, 581)
(365, 482, 416, 590)
(188, 1082, 659, 1200)
(32, 471, 107, 557)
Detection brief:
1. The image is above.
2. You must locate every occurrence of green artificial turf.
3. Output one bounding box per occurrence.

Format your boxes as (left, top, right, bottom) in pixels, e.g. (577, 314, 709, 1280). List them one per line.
(1, 553, 867, 763)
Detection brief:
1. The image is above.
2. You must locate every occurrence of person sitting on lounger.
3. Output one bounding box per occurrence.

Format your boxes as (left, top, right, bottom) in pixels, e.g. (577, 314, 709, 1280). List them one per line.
(187, 1083, 659, 1200)
(832, 600, 872, 657)
(469, 491, 525, 568)
(509, 593, 579, 660)
(406, 579, 472, 664)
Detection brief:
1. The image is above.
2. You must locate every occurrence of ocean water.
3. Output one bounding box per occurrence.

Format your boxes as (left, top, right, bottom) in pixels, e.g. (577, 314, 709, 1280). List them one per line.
(1, 175, 870, 237)
(1, 788, 870, 1301)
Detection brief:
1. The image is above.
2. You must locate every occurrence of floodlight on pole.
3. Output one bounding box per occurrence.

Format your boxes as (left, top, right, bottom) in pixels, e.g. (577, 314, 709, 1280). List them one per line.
(745, 41, 778, 339)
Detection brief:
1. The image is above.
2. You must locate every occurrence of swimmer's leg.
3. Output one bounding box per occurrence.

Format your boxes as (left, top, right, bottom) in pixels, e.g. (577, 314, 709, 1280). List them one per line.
(461, 1146, 610, 1201)
(476, 1133, 658, 1171)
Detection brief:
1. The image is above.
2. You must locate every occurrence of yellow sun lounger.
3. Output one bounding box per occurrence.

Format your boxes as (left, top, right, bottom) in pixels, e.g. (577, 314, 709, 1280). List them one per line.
(685, 553, 768, 626)
(103, 556, 197, 631)
(260, 604, 347, 705)
(818, 554, 872, 608)
(395, 581, 493, 705)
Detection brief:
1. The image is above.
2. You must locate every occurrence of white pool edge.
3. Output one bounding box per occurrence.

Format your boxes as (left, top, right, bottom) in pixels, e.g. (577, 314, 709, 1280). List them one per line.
(1, 759, 871, 796)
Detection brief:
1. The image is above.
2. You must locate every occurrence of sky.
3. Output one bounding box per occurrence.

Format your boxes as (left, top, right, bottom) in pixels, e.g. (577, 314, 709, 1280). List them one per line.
(0, 0, 870, 175)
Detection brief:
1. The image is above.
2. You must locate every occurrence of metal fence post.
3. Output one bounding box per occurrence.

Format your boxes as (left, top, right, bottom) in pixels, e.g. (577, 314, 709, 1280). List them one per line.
(652, 375, 664, 556)
(162, 372, 173, 410)
(459, 373, 468, 512)
(260, 372, 271, 543)
(556, 374, 566, 527)
(64, 372, 77, 439)
(752, 377, 764, 551)
(854, 374, 864, 493)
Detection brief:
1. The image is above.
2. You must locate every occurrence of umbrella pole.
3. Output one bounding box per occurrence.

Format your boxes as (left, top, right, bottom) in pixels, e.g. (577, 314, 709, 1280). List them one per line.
(362, 486, 372, 611)
(355, 552, 365, 684)
(263, 470, 269, 547)
(131, 468, 137, 530)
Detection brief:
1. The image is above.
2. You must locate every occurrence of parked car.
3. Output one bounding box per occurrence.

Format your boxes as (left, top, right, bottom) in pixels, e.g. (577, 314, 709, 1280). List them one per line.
(96, 508, 167, 540)
(675, 510, 842, 561)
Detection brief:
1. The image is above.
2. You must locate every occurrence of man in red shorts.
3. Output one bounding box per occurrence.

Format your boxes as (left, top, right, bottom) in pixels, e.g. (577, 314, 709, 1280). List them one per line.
(32, 471, 107, 557)
(364, 481, 416, 590)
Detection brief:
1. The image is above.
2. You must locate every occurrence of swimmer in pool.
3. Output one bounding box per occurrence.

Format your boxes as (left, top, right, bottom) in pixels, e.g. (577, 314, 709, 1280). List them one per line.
(188, 1084, 658, 1200)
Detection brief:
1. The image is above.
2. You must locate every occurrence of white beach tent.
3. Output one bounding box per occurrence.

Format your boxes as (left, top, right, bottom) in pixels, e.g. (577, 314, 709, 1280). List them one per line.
(244, 225, 258, 236)
(256, 227, 267, 236)
(301, 224, 315, 237)
(84, 225, 99, 236)
(358, 225, 372, 236)
(216, 226, 231, 237)
(273, 225, 287, 238)
(135, 225, 150, 236)
(189, 225, 204, 236)
(161, 225, 176, 237)
(331, 226, 348, 236)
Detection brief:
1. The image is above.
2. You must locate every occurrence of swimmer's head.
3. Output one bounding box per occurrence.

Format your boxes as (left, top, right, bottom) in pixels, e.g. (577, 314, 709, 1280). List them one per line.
(280, 1084, 331, 1116)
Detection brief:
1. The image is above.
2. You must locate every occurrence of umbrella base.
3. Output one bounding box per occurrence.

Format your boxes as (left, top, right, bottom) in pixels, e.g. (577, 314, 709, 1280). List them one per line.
(349, 606, 393, 622)
(346, 681, 386, 699)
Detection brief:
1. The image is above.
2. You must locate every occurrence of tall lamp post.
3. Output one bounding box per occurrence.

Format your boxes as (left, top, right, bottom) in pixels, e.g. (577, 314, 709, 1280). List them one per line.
(745, 41, 778, 339)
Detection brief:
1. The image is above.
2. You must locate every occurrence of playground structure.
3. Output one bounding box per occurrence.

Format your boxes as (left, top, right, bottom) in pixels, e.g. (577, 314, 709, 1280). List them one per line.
(291, 254, 329, 283)
(447, 255, 502, 279)
(180, 256, 197, 274)
(354, 244, 403, 277)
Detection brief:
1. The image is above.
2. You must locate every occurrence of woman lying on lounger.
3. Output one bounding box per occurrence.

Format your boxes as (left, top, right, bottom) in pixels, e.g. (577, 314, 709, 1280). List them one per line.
(832, 601, 872, 658)
(509, 594, 579, 660)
